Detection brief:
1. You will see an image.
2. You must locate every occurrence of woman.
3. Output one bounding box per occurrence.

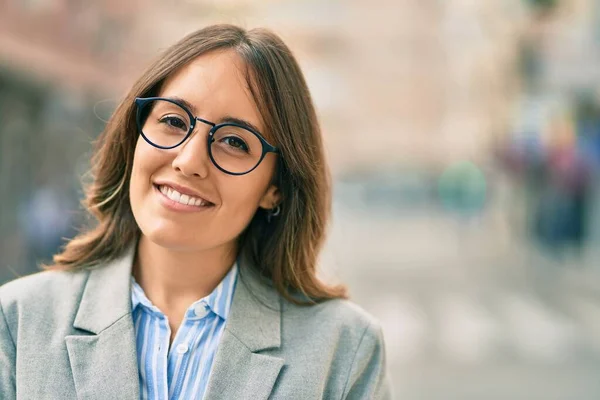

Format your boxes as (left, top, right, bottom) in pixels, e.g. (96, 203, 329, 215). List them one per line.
(0, 24, 390, 399)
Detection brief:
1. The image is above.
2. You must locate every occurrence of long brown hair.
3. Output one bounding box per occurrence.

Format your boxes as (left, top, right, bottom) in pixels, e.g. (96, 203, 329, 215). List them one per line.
(46, 24, 348, 305)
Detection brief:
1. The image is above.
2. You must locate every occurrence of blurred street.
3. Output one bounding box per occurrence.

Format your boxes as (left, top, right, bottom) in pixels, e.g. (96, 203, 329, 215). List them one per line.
(327, 198, 600, 399)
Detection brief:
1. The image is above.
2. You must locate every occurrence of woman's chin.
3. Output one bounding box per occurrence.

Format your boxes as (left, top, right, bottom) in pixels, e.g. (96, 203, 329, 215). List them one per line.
(139, 229, 207, 252)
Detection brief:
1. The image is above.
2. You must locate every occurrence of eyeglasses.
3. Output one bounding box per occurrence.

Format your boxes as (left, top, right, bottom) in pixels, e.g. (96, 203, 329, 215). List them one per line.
(135, 97, 279, 176)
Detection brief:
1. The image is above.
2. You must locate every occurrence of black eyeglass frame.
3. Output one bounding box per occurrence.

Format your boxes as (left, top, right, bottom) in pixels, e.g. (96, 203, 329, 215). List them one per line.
(135, 96, 280, 176)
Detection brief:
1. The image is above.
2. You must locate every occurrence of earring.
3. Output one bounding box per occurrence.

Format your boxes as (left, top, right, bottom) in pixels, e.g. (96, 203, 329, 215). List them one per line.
(267, 204, 281, 223)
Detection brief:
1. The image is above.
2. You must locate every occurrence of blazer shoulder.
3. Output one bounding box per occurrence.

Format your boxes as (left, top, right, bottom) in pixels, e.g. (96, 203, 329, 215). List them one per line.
(0, 268, 89, 310)
(285, 296, 383, 336)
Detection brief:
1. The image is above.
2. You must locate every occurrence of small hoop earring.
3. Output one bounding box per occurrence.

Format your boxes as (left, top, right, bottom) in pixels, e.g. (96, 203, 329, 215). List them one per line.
(267, 205, 281, 223)
(271, 205, 281, 217)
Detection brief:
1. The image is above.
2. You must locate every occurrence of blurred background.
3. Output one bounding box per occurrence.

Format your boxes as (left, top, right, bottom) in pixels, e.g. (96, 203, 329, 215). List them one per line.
(2, 0, 600, 398)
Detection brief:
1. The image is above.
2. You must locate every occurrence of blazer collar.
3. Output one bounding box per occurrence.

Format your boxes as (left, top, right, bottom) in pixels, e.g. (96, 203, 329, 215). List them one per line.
(73, 244, 282, 352)
(68, 242, 284, 399)
(224, 252, 281, 351)
(66, 244, 140, 399)
(203, 252, 284, 399)
(73, 244, 136, 334)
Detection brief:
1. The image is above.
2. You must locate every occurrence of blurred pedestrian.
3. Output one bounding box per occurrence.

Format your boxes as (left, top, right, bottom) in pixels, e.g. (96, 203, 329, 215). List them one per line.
(18, 185, 74, 270)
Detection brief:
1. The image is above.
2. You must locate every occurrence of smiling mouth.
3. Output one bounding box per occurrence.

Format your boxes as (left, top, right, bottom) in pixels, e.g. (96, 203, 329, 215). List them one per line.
(155, 184, 215, 208)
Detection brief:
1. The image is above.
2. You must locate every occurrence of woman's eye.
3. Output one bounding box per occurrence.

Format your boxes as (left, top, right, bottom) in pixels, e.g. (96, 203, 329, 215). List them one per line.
(160, 116, 188, 131)
(222, 137, 249, 152)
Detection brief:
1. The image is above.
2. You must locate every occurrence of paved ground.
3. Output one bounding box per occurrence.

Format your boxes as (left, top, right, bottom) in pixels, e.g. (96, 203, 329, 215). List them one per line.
(325, 204, 600, 399)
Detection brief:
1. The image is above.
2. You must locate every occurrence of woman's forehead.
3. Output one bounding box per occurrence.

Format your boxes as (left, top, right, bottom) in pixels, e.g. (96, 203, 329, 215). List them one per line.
(158, 50, 264, 131)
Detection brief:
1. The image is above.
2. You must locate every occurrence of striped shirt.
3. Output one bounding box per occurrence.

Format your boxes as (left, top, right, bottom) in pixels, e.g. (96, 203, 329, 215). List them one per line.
(131, 263, 238, 400)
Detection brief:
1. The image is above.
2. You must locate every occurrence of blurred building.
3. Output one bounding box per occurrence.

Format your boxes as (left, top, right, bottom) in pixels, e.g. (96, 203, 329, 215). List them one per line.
(0, 0, 154, 92)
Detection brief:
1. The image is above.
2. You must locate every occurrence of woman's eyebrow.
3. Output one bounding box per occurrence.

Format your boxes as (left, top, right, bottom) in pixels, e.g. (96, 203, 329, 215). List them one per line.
(219, 116, 262, 134)
(166, 96, 262, 134)
(168, 96, 198, 114)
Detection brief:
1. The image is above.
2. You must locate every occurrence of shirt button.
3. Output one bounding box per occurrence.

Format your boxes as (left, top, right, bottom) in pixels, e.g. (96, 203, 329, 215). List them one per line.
(194, 303, 209, 318)
(176, 344, 189, 354)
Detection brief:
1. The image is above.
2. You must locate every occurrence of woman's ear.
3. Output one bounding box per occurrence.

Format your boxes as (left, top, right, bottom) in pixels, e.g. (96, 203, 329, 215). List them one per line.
(259, 184, 281, 209)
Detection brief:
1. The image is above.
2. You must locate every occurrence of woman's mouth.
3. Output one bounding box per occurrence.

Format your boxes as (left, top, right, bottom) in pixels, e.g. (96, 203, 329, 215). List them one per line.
(154, 184, 215, 210)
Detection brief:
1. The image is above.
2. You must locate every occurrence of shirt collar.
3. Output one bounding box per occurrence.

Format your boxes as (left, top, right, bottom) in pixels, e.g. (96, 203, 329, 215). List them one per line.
(131, 261, 238, 321)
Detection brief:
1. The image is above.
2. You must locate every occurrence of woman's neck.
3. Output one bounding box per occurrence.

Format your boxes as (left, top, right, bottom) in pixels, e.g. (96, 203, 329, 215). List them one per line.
(132, 235, 237, 311)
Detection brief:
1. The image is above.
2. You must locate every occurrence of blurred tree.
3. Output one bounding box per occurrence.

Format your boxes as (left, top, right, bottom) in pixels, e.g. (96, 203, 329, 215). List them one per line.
(524, 0, 559, 13)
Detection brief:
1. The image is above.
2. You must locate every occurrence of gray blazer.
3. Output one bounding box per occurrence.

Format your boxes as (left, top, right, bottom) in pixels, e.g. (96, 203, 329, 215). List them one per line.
(0, 245, 391, 399)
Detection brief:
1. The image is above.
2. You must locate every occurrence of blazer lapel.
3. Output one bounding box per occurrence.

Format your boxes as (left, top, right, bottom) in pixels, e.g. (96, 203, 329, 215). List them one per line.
(203, 258, 284, 400)
(63, 244, 284, 399)
(65, 245, 140, 400)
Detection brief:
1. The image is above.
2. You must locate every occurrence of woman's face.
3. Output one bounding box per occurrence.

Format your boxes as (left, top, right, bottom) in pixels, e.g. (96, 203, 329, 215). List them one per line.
(129, 49, 280, 253)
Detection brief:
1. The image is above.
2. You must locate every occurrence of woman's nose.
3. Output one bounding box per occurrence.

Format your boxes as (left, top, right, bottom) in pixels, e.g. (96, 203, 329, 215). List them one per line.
(171, 125, 211, 178)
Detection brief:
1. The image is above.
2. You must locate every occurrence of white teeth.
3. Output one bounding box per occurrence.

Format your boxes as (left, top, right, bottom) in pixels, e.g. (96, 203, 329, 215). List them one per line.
(158, 185, 210, 207)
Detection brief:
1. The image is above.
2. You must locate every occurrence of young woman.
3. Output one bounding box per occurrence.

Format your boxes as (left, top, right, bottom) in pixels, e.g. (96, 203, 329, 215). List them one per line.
(0, 24, 390, 399)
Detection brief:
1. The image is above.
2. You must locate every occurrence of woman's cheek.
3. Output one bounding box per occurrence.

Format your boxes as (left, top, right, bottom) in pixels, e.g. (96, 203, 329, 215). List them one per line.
(218, 195, 257, 232)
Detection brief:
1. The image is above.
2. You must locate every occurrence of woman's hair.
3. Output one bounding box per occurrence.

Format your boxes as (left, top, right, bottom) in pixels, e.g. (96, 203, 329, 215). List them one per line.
(46, 24, 348, 305)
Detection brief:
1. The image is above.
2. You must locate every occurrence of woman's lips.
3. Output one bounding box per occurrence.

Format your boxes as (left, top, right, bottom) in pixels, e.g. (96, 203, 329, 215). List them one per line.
(154, 184, 215, 212)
